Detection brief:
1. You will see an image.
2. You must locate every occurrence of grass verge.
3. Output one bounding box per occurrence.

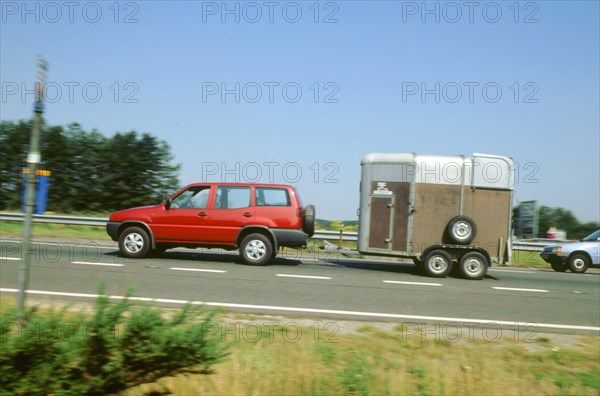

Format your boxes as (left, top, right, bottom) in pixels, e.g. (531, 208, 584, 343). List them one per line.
(1, 220, 107, 240)
(129, 318, 600, 396)
(2, 296, 598, 396)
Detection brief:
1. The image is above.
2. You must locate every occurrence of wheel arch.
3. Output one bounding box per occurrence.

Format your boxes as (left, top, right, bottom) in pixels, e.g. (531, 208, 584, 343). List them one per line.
(237, 226, 276, 250)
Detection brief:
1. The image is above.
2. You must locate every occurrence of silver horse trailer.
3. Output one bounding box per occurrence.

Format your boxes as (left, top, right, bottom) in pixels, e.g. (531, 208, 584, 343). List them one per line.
(358, 153, 514, 279)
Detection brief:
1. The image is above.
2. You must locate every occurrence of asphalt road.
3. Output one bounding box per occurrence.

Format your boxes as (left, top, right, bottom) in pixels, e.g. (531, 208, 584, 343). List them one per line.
(1, 239, 599, 334)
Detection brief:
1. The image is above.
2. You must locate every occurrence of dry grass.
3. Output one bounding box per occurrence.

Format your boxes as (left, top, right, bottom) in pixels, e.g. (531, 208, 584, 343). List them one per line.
(125, 322, 600, 396)
(2, 295, 597, 396)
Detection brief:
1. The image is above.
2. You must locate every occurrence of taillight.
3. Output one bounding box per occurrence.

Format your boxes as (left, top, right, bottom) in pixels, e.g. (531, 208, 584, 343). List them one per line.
(297, 208, 303, 217)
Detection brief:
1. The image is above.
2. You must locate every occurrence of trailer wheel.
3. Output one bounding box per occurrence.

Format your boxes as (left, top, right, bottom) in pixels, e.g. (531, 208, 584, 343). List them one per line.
(459, 252, 488, 280)
(423, 249, 453, 278)
(446, 215, 477, 245)
(303, 205, 315, 237)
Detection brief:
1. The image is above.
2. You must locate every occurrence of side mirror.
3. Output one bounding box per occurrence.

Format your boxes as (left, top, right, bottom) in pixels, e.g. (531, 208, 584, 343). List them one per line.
(165, 198, 172, 210)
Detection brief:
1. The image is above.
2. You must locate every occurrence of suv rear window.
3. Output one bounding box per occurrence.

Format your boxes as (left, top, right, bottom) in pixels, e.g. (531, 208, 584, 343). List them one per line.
(255, 187, 291, 207)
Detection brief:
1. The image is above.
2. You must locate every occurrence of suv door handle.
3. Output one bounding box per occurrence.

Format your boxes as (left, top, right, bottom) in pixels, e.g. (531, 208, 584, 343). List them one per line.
(198, 212, 208, 217)
(243, 213, 252, 217)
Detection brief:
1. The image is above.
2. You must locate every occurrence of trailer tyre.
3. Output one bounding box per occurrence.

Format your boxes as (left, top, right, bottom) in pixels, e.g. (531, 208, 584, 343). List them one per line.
(423, 249, 453, 278)
(459, 252, 488, 280)
(303, 205, 316, 237)
(446, 215, 477, 245)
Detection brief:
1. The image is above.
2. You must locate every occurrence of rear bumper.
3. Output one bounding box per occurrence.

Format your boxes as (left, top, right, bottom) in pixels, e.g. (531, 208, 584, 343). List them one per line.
(106, 221, 121, 241)
(272, 229, 308, 248)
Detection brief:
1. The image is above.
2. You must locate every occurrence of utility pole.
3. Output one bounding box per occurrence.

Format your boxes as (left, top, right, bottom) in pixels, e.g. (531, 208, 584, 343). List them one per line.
(17, 55, 48, 316)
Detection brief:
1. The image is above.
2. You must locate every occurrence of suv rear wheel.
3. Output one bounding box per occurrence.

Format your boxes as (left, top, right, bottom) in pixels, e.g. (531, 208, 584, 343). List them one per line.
(240, 233, 273, 266)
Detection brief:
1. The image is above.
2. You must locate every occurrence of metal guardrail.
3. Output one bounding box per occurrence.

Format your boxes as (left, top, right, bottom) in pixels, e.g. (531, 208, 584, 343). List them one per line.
(0, 212, 108, 226)
(311, 229, 358, 242)
(1, 212, 551, 251)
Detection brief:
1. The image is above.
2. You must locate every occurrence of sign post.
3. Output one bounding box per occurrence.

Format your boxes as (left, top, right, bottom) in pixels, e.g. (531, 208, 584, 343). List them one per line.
(17, 55, 48, 316)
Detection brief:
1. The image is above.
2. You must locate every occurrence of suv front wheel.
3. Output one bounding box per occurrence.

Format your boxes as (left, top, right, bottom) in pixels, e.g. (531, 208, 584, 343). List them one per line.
(240, 233, 273, 266)
(119, 226, 151, 258)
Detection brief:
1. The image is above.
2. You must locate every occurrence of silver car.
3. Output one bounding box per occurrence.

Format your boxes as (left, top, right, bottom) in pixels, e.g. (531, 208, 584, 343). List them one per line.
(541, 230, 600, 273)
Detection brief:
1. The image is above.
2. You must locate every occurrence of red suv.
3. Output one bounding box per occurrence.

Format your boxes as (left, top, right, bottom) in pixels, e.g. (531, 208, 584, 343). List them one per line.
(106, 183, 315, 265)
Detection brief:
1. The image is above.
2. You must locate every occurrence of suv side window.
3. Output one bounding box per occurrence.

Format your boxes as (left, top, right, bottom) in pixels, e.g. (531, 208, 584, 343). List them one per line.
(171, 186, 210, 209)
(215, 186, 250, 209)
(255, 187, 291, 206)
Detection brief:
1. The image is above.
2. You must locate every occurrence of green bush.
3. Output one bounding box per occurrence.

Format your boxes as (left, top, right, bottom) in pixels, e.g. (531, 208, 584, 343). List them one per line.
(0, 287, 228, 395)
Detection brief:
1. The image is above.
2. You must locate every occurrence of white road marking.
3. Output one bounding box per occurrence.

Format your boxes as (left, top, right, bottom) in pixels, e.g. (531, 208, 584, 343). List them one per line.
(383, 280, 442, 287)
(170, 267, 227, 273)
(71, 261, 124, 267)
(493, 287, 549, 293)
(489, 269, 534, 274)
(276, 274, 332, 280)
(0, 257, 20, 261)
(1, 287, 598, 333)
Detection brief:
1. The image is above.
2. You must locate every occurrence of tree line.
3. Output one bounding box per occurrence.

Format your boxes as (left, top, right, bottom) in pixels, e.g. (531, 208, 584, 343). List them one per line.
(537, 206, 598, 240)
(1, 119, 597, 239)
(0, 119, 180, 213)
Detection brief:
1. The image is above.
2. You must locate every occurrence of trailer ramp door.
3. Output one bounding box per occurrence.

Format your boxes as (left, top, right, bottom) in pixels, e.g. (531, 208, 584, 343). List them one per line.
(368, 182, 410, 252)
(369, 195, 394, 250)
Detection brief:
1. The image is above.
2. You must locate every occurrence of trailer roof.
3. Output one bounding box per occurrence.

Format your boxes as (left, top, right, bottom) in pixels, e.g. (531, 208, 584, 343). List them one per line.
(361, 153, 515, 190)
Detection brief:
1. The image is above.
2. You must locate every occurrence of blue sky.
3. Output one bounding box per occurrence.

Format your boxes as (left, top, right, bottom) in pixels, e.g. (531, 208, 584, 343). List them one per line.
(1, 1, 599, 222)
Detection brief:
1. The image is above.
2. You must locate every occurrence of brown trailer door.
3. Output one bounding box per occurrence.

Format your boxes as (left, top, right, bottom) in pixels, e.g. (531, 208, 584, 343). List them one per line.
(367, 182, 411, 252)
(368, 195, 394, 250)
